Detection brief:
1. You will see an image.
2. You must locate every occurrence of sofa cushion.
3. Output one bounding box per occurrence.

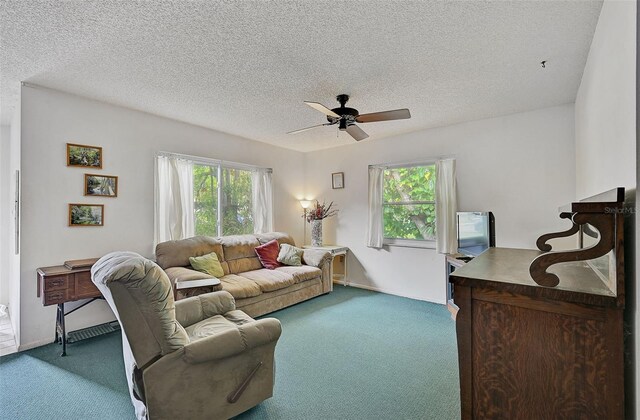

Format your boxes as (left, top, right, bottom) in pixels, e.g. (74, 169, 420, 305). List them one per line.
(219, 274, 262, 299)
(254, 239, 282, 269)
(256, 232, 296, 247)
(227, 257, 264, 274)
(189, 252, 224, 277)
(156, 236, 226, 271)
(219, 235, 264, 274)
(220, 234, 261, 260)
(238, 269, 296, 292)
(277, 244, 303, 266)
(275, 265, 322, 283)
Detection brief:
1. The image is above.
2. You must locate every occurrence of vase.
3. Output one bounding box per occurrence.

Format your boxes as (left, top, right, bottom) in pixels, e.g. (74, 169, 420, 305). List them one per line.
(311, 219, 323, 247)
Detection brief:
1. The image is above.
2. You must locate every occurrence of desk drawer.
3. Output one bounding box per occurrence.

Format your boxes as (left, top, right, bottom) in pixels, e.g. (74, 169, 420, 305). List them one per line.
(44, 290, 68, 305)
(43, 275, 69, 292)
(74, 271, 99, 300)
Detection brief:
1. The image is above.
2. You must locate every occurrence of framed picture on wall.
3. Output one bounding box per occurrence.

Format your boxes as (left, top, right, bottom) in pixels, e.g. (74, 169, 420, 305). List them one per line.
(69, 204, 104, 226)
(332, 172, 344, 189)
(84, 174, 118, 197)
(67, 143, 102, 168)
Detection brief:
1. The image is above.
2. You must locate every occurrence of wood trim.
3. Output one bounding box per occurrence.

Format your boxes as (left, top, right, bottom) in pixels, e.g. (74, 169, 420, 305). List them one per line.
(454, 285, 472, 420)
(603, 308, 625, 418)
(529, 213, 616, 287)
(535, 212, 579, 252)
(472, 288, 607, 321)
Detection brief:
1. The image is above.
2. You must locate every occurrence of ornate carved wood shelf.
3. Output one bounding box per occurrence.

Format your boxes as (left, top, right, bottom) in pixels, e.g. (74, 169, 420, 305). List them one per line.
(529, 187, 624, 308)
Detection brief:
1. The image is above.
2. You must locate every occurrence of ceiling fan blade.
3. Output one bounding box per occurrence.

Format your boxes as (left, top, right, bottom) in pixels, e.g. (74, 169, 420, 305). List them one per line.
(346, 124, 369, 141)
(287, 123, 332, 135)
(304, 101, 341, 119)
(355, 108, 411, 123)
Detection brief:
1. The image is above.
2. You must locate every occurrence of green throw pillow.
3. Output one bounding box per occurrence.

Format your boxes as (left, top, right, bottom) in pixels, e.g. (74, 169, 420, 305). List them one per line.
(277, 243, 304, 266)
(189, 252, 224, 277)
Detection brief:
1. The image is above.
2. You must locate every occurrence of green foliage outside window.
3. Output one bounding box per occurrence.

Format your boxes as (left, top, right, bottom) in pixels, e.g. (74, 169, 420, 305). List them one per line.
(193, 165, 253, 236)
(193, 165, 219, 236)
(221, 168, 253, 235)
(383, 165, 436, 241)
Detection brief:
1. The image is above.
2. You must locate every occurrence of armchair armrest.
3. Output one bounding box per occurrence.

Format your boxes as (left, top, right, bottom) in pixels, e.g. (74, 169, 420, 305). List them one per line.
(302, 249, 331, 268)
(183, 318, 282, 364)
(175, 291, 236, 328)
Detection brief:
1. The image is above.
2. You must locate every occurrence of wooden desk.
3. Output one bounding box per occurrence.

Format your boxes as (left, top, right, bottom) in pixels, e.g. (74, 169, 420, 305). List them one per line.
(37, 261, 102, 356)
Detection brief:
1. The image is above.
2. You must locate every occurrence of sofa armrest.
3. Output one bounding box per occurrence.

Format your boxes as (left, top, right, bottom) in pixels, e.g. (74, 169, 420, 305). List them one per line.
(302, 249, 331, 268)
(182, 318, 282, 364)
(302, 249, 333, 294)
(175, 291, 236, 328)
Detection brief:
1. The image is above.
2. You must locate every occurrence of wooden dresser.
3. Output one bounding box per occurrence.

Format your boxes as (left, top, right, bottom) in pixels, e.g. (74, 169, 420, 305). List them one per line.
(450, 188, 625, 419)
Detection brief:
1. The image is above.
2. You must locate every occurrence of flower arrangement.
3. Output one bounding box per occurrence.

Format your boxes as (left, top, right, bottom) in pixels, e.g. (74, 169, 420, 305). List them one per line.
(304, 200, 338, 223)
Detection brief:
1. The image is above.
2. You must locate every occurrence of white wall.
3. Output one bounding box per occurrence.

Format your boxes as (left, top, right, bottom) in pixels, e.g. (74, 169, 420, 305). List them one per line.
(19, 86, 306, 349)
(9, 95, 21, 344)
(575, 0, 636, 198)
(0, 124, 10, 306)
(574, 0, 637, 415)
(304, 104, 576, 304)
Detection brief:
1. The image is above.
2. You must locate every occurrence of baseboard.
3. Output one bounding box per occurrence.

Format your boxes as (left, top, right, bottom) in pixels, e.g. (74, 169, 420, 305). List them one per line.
(18, 338, 53, 352)
(333, 280, 445, 305)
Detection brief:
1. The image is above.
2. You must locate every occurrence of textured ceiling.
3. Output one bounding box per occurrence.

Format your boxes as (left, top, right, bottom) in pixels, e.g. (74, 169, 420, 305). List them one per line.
(1, 1, 602, 152)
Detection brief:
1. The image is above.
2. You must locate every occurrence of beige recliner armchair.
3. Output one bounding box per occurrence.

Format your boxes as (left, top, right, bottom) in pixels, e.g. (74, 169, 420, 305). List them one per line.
(92, 251, 282, 420)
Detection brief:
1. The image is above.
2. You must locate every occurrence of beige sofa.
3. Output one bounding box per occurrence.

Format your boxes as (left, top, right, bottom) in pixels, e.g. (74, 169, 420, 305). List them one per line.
(155, 232, 332, 317)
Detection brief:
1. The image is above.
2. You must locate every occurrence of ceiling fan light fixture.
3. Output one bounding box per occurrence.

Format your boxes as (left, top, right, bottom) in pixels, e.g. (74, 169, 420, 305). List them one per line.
(289, 94, 411, 142)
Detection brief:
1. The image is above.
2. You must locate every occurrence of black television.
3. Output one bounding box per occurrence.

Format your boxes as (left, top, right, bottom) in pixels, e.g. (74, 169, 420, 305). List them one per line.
(457, 211, 495, 257)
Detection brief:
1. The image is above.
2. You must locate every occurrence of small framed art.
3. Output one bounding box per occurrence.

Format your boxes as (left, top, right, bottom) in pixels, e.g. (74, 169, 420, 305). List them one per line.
(332, 172, 344, 189)
(69, 204, 104, 226)
(84, 174, 118, 197)
(67, 143, 102, 168)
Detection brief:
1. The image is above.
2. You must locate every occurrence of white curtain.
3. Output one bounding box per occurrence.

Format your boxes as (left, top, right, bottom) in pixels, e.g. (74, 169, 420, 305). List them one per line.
(366, 166, 385, 248)
(435, 158, 457, 254)
(154, 155, 194, 246)
(251, 169, 273, 234)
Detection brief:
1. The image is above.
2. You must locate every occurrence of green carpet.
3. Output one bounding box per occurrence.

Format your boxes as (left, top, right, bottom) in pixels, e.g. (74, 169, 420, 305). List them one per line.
(0, 287, 460, 419)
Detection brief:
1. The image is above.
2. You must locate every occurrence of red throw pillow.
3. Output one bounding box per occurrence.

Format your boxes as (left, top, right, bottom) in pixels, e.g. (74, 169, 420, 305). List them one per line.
(255, 239, 282, 270)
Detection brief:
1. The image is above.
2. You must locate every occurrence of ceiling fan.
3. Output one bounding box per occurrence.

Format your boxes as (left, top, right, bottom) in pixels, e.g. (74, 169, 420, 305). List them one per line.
(288, 94, 411, 141)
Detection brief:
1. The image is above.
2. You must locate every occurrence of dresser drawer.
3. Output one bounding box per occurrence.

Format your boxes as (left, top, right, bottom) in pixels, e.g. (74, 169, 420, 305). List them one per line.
(43, 275, 69, 292)
(44, 289, 68, 305)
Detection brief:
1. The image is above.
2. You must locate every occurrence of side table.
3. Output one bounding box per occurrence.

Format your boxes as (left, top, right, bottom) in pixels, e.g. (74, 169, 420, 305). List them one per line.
(303, 245, 349, 290)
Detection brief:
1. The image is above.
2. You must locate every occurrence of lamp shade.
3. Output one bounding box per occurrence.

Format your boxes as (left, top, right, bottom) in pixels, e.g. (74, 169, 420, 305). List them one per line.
(299, 200, 313, 209)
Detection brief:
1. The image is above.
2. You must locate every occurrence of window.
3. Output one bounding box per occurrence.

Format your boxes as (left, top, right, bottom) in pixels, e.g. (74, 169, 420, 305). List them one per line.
(382, 164, 436, 246)
(193, 164, 254, 236)
(155, 152, 272, 244)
